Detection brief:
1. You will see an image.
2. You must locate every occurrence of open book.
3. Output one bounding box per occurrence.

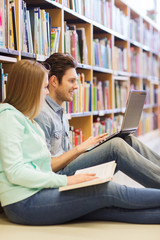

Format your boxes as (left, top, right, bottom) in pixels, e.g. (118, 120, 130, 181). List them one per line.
(59, 161, 116, 192)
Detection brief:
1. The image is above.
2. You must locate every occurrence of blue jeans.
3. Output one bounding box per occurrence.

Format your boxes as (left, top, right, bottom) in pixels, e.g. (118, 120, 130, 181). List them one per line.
(4, 181, 160, 225)
(59, 135, 160, 188)
(4, 136, 160, 225)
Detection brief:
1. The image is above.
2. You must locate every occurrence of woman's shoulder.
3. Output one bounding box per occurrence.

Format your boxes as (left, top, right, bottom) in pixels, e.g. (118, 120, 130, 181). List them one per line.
(0, 103, 23, 117)
(0, 103, 25, 126)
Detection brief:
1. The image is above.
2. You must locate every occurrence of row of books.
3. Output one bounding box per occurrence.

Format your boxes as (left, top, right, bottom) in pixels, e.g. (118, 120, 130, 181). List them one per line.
(143, 83, 150, 105)
(151, 30, 159, 53)
(63, 0, 112, 29)
(64, 23, 88, 64)
(130, 47, 140, 74)
(64, 0, 91, 19)
(131, 50, 159, 78)
(112, 5, 128, 38)
(93, 115, 123, 137)
(92, 77, 110, 111)
(92, 0, 112, 28)
(152, 87, 158, 105)
(93, 38, 112, 69)
(130, 18, 140, 42)
(114, 81, 128, 109)
(21, 2, 61, 56)
(69, 127, 84, 148)
(146, 85, 159, 105)
(142, 51, 150, 77)
(151, 55, 159, 78)
(113, 46, 128, 72)
(143, 23, 160, 52)
(0, 0, 17, 50)
(130, 18, 159, 52)
(137, 112, 158, 136)
(63, 0, 159, 54)
(0, 64, 8, 102)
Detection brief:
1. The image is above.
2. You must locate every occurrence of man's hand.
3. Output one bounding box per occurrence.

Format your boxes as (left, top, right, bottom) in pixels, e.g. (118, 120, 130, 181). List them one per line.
(67, 173, 98, 185)
(76, 132, 108, 153)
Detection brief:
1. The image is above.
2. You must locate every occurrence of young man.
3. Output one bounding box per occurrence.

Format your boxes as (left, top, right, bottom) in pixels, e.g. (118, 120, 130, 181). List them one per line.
(35, 53, 160, 190)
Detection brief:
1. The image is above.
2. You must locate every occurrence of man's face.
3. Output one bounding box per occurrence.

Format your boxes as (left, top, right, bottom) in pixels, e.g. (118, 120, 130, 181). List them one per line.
(55, 68, 78, 104)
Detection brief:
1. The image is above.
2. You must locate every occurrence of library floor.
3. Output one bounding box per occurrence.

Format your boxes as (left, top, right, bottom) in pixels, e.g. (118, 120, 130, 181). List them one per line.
(0, 130, 160, 240)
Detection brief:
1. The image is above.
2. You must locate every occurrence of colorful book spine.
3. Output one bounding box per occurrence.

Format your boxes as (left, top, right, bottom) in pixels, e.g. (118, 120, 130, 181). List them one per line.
(113, 46, 128, 72)
(64, 23, 88, 64)
(130, 18, 140, 42)
(130, 47, 140, 74)
(50, 27, 61, 54)
(93, 115, 123, 137)
(114, 81, 127, 109)
(69, 127, 84, 148)
(93, 38, 112, 69)
(113, 5, 128, 38)
(92, 77, 110, 111)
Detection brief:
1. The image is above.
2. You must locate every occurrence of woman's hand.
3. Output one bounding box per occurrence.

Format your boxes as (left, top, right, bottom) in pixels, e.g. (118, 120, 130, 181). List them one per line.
(76, 132, 108, 153)
(67, 173, 98, 186)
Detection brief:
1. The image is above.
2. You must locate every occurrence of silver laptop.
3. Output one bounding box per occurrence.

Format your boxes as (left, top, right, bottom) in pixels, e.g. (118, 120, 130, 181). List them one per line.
(86, 90, 146, 152)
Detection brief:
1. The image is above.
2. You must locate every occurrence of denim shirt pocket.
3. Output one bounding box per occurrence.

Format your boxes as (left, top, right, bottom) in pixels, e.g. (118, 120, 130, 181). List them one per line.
(50, 130, 63, 156)
(65, 130, 71, 151)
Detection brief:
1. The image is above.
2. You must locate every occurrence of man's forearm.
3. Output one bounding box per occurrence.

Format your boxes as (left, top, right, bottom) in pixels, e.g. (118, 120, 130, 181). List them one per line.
(51, 146, 84, 172)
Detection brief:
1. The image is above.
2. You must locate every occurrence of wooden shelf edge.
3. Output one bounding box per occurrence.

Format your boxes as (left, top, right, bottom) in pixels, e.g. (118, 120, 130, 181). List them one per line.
(0, 55, 17, 63)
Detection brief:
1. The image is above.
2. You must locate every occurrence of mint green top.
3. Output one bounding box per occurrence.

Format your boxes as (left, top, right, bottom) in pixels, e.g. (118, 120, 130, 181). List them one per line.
(0, 104, 67, 207)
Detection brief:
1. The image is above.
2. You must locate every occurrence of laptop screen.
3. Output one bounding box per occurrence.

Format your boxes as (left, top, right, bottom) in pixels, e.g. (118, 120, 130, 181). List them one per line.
(121, 90, 146, 131)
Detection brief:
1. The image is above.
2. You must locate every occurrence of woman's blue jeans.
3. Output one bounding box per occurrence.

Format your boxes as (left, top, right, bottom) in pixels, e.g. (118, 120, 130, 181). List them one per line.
(4, 181, 160, 225)
(4, 136, 160, 225)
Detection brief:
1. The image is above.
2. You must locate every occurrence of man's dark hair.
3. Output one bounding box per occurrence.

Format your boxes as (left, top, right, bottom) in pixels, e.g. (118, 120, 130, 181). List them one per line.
(43, 53, 77, 84)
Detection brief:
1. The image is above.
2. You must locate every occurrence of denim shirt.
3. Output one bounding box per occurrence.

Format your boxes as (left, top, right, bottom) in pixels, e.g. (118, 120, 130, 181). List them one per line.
(35, 96, 71, 157)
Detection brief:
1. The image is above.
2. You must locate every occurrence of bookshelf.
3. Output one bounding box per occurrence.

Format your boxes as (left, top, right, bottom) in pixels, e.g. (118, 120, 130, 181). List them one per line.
(0, 0, 160, 145)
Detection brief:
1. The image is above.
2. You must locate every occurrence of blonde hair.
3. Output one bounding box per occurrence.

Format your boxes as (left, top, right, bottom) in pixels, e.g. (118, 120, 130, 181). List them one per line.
(4, 60, 48, 119)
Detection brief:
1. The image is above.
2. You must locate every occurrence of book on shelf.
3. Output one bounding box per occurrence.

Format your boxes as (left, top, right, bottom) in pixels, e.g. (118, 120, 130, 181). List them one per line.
(114, 81, 128, 109)
(113, 5, 128, 37)
(93, 38, 112, 69)
(11, 0, 17, 50)
(69, 126, 84, 148)
(76, 28, 88, 64)
(0, 0, 6, 48)
(59, 161, 116, 192)
(51, 27, 61, 54)
(92, 77, 110, 111)
(28, 7, 51, 56)
(113, 46, 128, 72)
(130, 18, 140, 42)
(93, 115, 123, 137)
(130, 47, 140, 74)
(64, 23, 88, 64)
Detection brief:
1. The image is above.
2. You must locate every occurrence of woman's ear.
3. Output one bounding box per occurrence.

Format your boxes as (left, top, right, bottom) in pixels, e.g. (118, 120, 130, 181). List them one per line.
(49, 75, 59, 88)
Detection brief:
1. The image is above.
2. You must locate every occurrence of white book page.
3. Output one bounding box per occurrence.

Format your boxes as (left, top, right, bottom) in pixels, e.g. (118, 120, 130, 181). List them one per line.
(75, 161, 116, 180)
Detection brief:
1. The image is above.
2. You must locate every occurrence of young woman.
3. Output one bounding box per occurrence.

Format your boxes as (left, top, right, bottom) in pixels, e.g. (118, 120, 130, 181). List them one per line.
(0, 60, 160, 225)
